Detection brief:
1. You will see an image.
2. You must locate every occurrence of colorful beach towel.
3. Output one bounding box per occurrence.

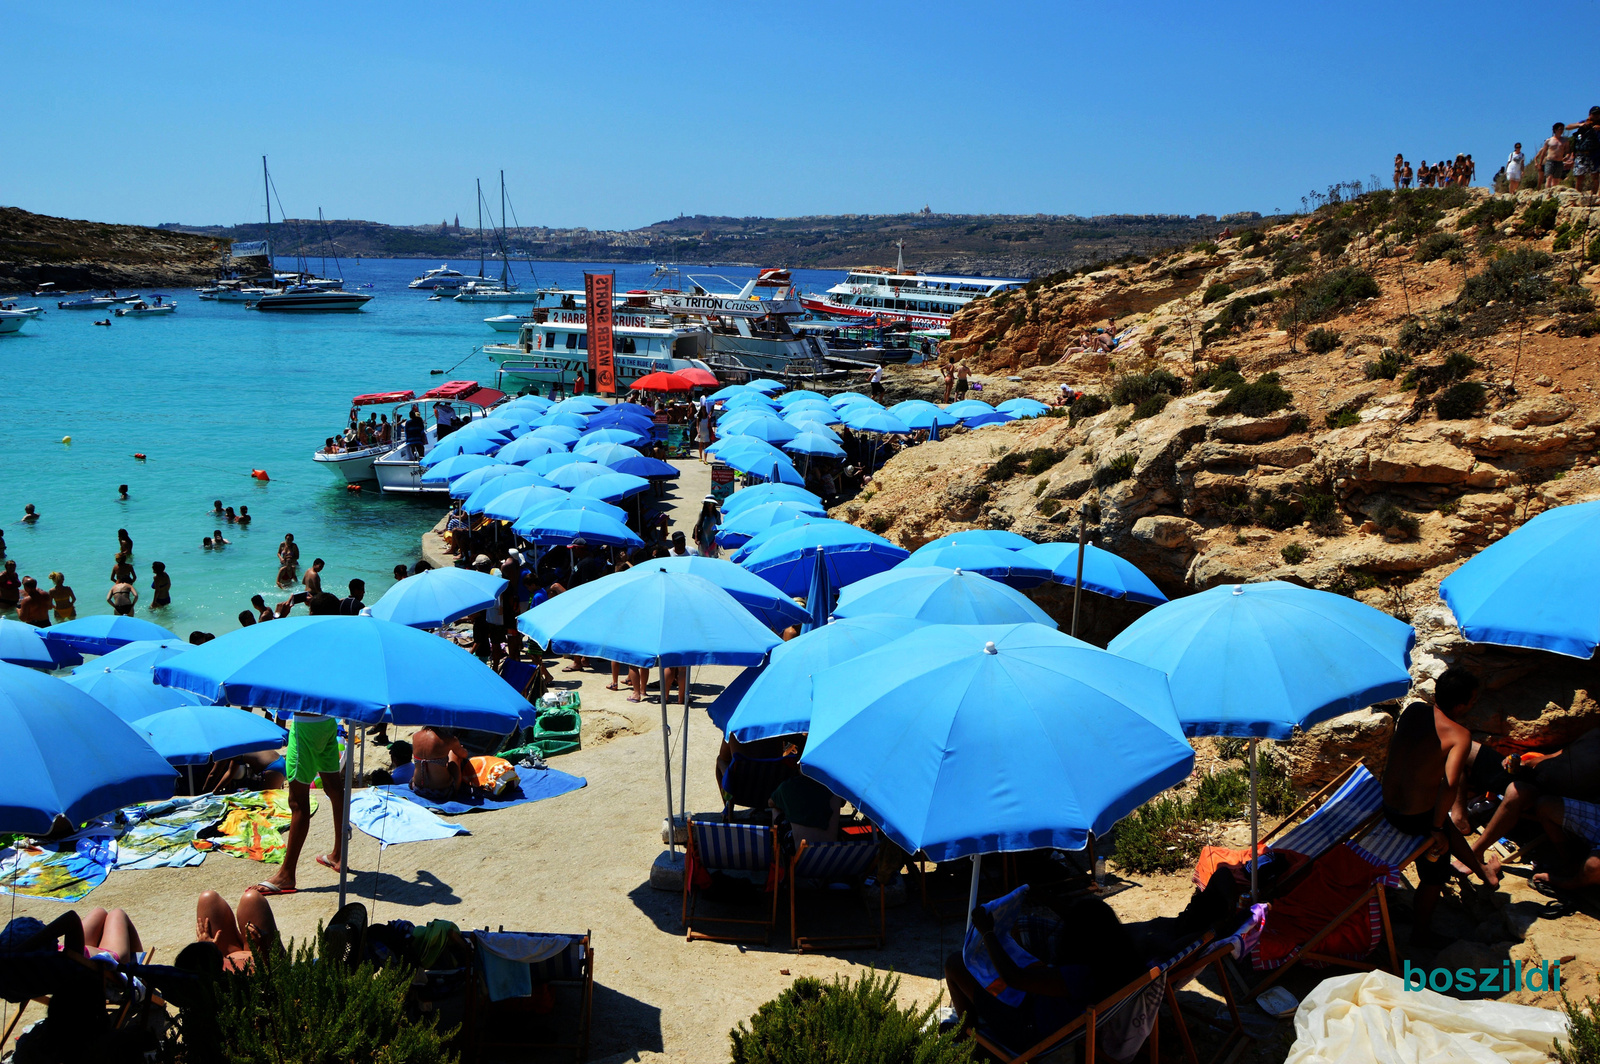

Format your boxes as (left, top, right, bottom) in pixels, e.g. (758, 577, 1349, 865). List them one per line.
(113, 795, 228, 870)
(350, 790, 471, 847)
(0, 837, 116, 902)
(201, 789, 315, 865)
(378, 766, 586, 815)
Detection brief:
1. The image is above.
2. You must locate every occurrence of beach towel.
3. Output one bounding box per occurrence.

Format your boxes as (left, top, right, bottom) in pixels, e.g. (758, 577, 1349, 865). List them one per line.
(1253, 843, 1395, 970)
(472, 932, 571, 1002)
(1285, 970, 1566, 1064)
(350, 789, 471, 847)
(113, 795, 228, 870)
(201, 789, 315, 865)
(0, 837, 115, 902)
(961, 885, 1046, 1007)
(378, 766, 586, 815)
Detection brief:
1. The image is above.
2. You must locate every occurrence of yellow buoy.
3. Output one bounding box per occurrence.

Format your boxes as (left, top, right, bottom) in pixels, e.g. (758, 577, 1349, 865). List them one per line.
(61, 436, 71, 444)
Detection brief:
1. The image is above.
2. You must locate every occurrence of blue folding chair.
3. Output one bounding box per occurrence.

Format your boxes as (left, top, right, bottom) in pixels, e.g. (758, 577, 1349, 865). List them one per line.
(789, 835, 884, 951)
(683, 817, 780, 944)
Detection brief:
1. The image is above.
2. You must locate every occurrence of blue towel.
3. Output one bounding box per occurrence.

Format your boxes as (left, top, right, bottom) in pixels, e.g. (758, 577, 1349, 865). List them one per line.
(377, 767, 586, 815)
(477, 949, 532, 1002)
(350, 790, 471, 847)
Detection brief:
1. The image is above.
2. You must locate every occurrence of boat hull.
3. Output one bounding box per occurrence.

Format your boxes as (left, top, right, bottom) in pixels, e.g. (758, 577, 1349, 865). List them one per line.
(249, 292, 373, 312)
(453, 290, 549, 304)
(485, 315, 529, 332)
(0, 315, 26, 335)
(312, 447, 385, 482)
(114, 304, 176, 317)
(799, 294, 952, 329)
(373, 450, 448, 495)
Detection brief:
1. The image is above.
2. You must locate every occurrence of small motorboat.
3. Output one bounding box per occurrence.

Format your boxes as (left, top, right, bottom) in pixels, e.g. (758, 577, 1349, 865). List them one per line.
(114, 299, 177, 317)
(0, 310, 30, 335)
(58, 296, 120, 310)
(0, 303, 44, 318)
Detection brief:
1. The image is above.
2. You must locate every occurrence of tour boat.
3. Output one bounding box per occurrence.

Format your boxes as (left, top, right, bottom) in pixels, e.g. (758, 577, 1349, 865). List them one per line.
(452, 282, 556, 305)
(312, 389, 416, 483)
(408, 265, 472, 290)
(800, 244, 1022, 328)
(645, 272, 832, 375)
(214, 286, 276, 303)
(485, 309, 714, 392)
(372, 381, 507, 495)
(247, 288, 373, 312)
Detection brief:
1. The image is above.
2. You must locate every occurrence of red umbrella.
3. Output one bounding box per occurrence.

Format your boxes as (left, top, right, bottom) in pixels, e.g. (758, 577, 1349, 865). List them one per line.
(675, 367, 719, 388)
(632, 372, 693, 392)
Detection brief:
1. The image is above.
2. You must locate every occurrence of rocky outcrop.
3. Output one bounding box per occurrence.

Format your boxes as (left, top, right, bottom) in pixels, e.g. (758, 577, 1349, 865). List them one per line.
(0, 207, 229, 291)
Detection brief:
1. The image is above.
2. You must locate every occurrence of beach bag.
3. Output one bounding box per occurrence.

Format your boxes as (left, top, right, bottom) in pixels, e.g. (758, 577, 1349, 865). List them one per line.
(469, 756, 520, 798)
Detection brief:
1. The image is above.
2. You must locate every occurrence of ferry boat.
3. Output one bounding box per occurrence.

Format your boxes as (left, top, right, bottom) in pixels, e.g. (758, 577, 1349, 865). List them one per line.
(312, 389, 416, 483)
(408, 265, 472, 291)
(485, 308, 713, 392)
(800, 245, 1023, 328)
(372, 381, 507, 495)
(646, 271, 831, 376)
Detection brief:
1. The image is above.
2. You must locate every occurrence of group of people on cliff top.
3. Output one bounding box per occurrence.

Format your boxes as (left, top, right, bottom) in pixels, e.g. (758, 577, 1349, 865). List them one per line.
(1392, 105, 1600, 197)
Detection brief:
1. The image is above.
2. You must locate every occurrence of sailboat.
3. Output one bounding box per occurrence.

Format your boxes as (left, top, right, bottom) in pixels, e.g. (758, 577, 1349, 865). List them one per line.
(454, 172, 547, 304)
(246, 158, 372, 313)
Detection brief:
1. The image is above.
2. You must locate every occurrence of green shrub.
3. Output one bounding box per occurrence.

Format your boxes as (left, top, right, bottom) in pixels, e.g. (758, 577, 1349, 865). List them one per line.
(1373, 500, 1420, 537)
(1193, 355, 1244, 391)
(1132, 393, 1173, 420)
(1458, 197, 1517, 232)
(730, 971, 974, 1064)
(1237, 230, 1264, 248)
(1552, 994, 1600, 1064)
(1435, 381, 1487, 420)
(1304, 327, 1341, 354)
(1415, 231, 1463, 263)
(1281, 542, 1309, 564)
(1251, 486, 1303, 530)
(1025, 448, 1066, 476)
(1365, 349, 1409, 380)
(1115, 759, 1296, 875)
(986, 448, 1066, 481)
(1214, 735, 1248, 761)
(1458, 247, 1554, 308)
(1300, 483, 1339, 530)
(203, 931, 457, 1064)
(1038, 498, 1061, 518)
(1202, 291, 1277, 343)
(1067, 392, 1111, 423)
(1093, 452, 1138, 487)
(1111, 369, 1184, 408)
(1210, 372, 1293, 417)
(1201, 281, 1234, 305)
(1558, 285, 1597, 314)
(1278, 267, 1381, 329)
(1397, 319, 1432, 353)
(1326, 407, 1362, 428)
(866, 514, 891, 534)
(1113, 796, 1203, 874)
(1522, 196, 1560, 234)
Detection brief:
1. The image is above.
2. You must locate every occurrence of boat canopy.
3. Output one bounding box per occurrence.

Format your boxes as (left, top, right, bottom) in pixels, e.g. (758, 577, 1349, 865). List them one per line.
(352, 390, 416, 406)
(421, 381, 506, 408)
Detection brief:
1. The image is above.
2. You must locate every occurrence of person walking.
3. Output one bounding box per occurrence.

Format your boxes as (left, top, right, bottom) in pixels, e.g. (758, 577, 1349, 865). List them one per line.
(278, 534, 300, 573)
(17, 577, 51, 627)
(693, 496, 721, 558)
(259, 710, 347, 895)
(1401, 160, 1413, 188)
(1569, 106, 1600, 195)
(1543, 123, 1571, 189)
(1506, 143, 1525, 192)
(107, 576, 138, 616)
(869, 364, 884, 399)
(1393, 152, 1405, 190)
(150, 562, 171, 609)
(0, 560, 19, 610)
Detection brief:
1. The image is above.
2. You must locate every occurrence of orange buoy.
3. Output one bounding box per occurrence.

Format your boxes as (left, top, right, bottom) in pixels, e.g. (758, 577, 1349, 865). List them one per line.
(251, 469, 270, 481)
(345, 483, 362, 493)
(133, 453, 146, 460)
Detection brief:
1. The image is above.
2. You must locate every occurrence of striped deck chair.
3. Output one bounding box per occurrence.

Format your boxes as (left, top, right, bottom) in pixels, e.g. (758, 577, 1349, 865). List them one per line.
(789, 836, 885, 951)
(682, 817, 780, 944)
(1162, 905, 1266, 1064)
(466, 930, 593, 1062)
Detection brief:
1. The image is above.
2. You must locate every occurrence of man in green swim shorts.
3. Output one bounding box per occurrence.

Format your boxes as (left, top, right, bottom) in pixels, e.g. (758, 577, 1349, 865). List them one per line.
(259, 711, 347, 895)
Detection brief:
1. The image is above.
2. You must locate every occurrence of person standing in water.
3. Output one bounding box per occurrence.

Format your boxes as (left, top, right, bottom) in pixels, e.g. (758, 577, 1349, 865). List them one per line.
(107, 576, 138, 616)
(47, 572, 76, 621)
(150, 562, 171, 609)
(117, 528, 134, 557)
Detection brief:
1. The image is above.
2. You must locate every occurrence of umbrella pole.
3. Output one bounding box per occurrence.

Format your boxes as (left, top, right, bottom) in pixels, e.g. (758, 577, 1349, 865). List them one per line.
(1248, 737, 1259, 901)
(1070, 516, 1087, 638)
(658, 655, 676, 856)
(965, 854, 982, 932)
(678, 669, 690, 831)
(338, 719, 355, 911)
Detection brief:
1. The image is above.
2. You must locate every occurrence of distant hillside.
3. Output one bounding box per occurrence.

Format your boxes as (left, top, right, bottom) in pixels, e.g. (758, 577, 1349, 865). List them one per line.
(170, 210, 1271, 277)
(0, 207, 229, 291)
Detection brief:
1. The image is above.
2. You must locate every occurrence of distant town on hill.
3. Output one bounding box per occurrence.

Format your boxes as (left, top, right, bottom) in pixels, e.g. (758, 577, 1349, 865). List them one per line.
(164, 209, 1271, 276)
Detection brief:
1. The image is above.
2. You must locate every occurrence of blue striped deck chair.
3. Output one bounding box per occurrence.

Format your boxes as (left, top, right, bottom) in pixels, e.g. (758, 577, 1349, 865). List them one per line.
(682, 817, 780, 943)
(1162, 905, 1267, 1064)
(789, 836, 885, 951)
(465, 929, 593, 1062)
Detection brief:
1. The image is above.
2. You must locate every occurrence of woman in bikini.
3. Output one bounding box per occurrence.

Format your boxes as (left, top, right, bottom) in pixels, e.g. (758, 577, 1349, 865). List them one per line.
(195, 888, 277, 973)
(150, 561, 171, 609)
(409, 727, 473, 803)
(47, 571, 76, 621)
(116, 529, 134, 558)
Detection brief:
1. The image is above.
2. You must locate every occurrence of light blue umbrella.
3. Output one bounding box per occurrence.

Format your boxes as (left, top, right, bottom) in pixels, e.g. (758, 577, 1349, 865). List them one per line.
(900, 544, 1052, 589)
(889, 399, 944, 418)
(570, 472, 652, 503)
(742, 522, 909, 597)
(0, 660, 175, 834)
(419, 433, 503, 466)
(420, 452, 503, 485)
(783, 432, 847, 458)
(576, 443, 644, 467)
(721, 393, 779, 413)
(528, 425, 583, 446)
(710, 435, 793, 466)
(707, 384, 753, 402)
(513, 495, 629, 531)
(781, 403, 840, 425)
(802, 623, 1191, 861)
(463, 471, 557, 515)
(366, 568, 508, 629)
(44, 616, 177, 656)
(722, 451, 807, 486)
(834, 567, 1057, 626)
(453, 417, 523, 441)
(534, 410, 589, 430)
(946, 399, 995, 419)
(0, 619, 82, 670)
(721, 484, 824, 515)
(627, 556, 808, 633)
(725, 416, 798, 446)
(746, 378, 786, 395)
(450, 462, 525, 500)
(582, 427, 649, 447)
(775, 389, 829, 408)
(556, 396, 608, 413)
(134, 706, 287, 766)
(962, 411, 1019, 429)
(67, 666, 213, 723)
(920, 530, 1036, 552)
(526, 450, 587, 474)
(717, 409, 784, 434)
(502, 395, 553, 414)
(787, 419, 843, 443)
(482, 484, 568, 522)
(724, 614, 928, 740)
(831, 392, 881, 410)
(716, 501, 828, 547)
(513, 506, 643, 548)
(611, 455, 681, 480)
(729, 517, 840, 564)
(901, 407, 960, 432)
(543, 461, 611, 489)
(72, 639, 187, 677)
(586, 407, 656, 426)
(496, 434, 570, 464)
(841, 408, 912, 434)
(1438, 499, 1600, 658)
(1016, 543, 1168, 605)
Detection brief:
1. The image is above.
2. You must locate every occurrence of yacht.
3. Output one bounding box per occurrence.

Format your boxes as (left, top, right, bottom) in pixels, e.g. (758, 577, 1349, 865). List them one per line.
(485, 307, 713, 392)
(214, 286, 277, 303)
(57, 295, 122, 310)
(247, 287, 373, 312)
(409, 265, 472, 291)
(371, 380, 506, 495)
(801, 244, 1023, 328)
(0, 303, 45, 318)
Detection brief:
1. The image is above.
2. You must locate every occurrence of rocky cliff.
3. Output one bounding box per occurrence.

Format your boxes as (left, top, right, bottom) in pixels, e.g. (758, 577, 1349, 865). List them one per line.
(0, 207, 229, 291)
(849, 186, 1600, 779)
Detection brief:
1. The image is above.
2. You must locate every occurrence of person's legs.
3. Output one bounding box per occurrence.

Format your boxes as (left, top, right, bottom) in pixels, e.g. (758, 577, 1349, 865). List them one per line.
(234, 888, 278, 948)
(96, 909, 141, 960)
(944, 952, 981, 1028)
(266, 780, 313, 890)
(320, 769, 347, 872)
(81, 907, 109, 949)
(196, 890, 245, 956)
(607, 660, 622, 691)
(1472, 780, 1538, 860)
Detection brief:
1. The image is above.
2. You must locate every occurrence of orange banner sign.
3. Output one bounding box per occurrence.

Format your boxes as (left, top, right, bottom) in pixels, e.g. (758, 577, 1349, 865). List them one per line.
(584, 271, 616, 395)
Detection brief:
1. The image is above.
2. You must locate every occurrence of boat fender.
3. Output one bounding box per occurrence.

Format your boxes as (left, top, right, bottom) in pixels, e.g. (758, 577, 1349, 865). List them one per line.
(251, 469, 270, 481)
(345, 483, 362, 493)
(133, 453, 146, 460)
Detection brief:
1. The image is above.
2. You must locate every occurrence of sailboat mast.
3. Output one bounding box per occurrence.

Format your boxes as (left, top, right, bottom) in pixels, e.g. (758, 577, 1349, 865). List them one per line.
(499, 170, 509, 287)
(262, 156, 272, 278)
(476, 179, 485, 280)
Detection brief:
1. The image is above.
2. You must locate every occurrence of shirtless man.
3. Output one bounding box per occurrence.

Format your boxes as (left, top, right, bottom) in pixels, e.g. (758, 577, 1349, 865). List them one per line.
(409, 727, 473, 803)
(302, 558, 325, 597)
(1380, 667, 1498, 945)
(16, 576, 52, 626)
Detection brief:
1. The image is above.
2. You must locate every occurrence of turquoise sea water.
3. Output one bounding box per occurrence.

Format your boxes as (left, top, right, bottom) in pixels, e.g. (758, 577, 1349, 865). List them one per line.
(0, 259, 843, 637)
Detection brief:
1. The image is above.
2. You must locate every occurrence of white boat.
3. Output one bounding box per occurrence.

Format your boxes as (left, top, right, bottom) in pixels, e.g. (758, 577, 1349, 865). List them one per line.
(452, 282, 553, 304)
(57, 296, 121, 310)
(0, 311, 29, 335)
(214, 287, 276, 303)
(648, 271, 830, 375)
(485, 309, 713, 391)
(248, 288, 373, 312)
(485, 313, 531, 333)
(372, 381, 505, 496)
(113, 299, 177, 317)
(800, 243, 1023, 328)
(0, 304, 45, 318)
(408, 265, 472, 291)
(312, 389, 416, 482)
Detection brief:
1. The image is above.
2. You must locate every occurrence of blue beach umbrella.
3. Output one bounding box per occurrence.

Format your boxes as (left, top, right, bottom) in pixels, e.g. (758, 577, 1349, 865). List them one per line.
(711, 435, 790, 466)
(707, 384, 753, 402)
(724, 614, 929, 741)
(482, 484, 567, 522)
(582, 427, 649, 447)
(463, 471, 556, 515)
(994, 396, 1048, 415)
(496, 434, 570, 464)
(783, 432, 847, 458)
(717, 409, 782, 433)
(66, 667, 213, 723)
(556, 396, 608, 412)
(626, 556, 809, 633)
(802, 623, 1191, 861)
(945, 399, 995, 419)
(721, 393, 779, 414)
(746, 378, 786, 395)
(576, 443, 644, 467)
(1017, 543, 1169, 605)
(1438, 499, 1600, 658)
(73, 639, 187, 677)
(367, 568, 509, 629)
(721, 484, 824, 515)
(44, 616, 177, 656)
(0, 660, 175, 834)
(514, 506, 643, 548)
(513, 494, 630, 529)
(420, 453, 503, 485)
(543, 461, 610, 488)
(730, 517, 840, 564)
(722, 451, 807, 486)
(787, 419, 843, 443)
(962, 411, 1018, 429)
(570, 472, 652, 503)
(900, 407, 960, 432)
(776, 389, 829, 408)
(502, 395, 553, 414)
(832, 391, 877, 408)
(454, 417, 522, 440)
(741, 522, 909, 597)
(419, 433, 503, 466)
(920, 530, 1036, 552)
(526, 450, 586, 475)
(533, 410, 589, 430)
(611, 455, 681, 480)
(835, 566, 1057, 626)
(0, 619, 82, 670)
(528, 425, 583, 446)
(841, 409, 912, 435)
(781, 403, 840, 425)
(133, 706, 287, 766)
(716, 501, 829, 547)
(725, 416, 798, 446)
(889, 400, 943, 418)
(450, 462, 524, 500)
(900, 544, 1052, 589)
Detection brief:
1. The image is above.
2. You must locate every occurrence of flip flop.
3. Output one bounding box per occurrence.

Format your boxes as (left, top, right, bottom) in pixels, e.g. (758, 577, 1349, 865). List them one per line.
(315, 854, 346, 874)
(250, 882, 296, 896)
(605, 683, 620, 691)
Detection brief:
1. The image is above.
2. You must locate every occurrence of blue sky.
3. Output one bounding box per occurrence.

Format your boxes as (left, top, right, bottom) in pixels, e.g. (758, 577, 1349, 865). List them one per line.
(2, 3, 1594, 229)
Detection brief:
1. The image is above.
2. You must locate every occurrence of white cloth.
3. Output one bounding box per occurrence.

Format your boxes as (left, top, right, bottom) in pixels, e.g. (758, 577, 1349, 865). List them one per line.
(473, 932, 570, 965)
(1285, 971, 1566, 1064)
